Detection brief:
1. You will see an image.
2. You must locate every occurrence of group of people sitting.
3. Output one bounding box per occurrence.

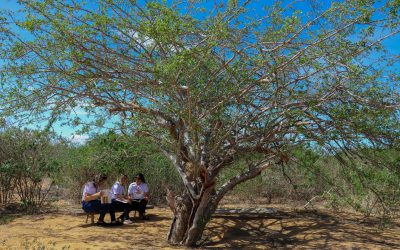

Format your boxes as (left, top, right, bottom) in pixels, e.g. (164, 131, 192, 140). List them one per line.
(81, 173, 150, 225)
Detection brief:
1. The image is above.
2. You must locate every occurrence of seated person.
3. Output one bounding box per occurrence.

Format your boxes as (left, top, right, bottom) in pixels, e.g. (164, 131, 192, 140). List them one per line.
(81, 173, 119, 225)
(110, 174, 133, 224)
(128, 173, 150, 220)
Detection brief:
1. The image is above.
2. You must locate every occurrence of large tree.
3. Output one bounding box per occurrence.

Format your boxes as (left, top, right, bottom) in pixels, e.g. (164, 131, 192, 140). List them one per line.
(0, 0, 399, 246)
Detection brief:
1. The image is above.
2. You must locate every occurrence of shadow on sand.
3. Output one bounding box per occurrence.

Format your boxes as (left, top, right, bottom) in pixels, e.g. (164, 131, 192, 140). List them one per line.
(200, 210, 400, 249)
(76, 213, 171, 229)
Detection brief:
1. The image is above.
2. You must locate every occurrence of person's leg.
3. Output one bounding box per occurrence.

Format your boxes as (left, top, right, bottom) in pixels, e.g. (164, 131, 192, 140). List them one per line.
(122, 202, 130, 219)
(139, 199, 147, 214)
(130, 200, 140, 217)
(108, 202, 116, 222)
(112, 199, 127, 221)
(97, 201, 108, 222)
(130, 200, 139, 211)
(82, 201, 92, 212)
(123, 202, 132, 220)
(112, 200, 133, 224)
(138, 199, 148, 219)
(83, 200, 106, 222)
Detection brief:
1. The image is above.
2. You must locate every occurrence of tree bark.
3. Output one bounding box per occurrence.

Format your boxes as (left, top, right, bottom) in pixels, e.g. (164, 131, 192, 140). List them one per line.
(167, 187, 218, 247)
(166, 160, 273, 247)
(183, 186, 216, 246)
(167, 192, 193, 244)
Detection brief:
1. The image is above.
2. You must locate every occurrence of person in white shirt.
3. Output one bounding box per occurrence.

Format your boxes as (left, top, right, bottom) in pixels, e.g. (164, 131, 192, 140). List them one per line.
(128, 173, 150, 220)
(81, 174, 119, 225)
(110, 174, 133, 224)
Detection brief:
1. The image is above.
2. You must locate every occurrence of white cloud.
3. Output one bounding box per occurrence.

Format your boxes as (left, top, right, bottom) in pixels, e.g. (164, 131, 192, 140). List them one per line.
(117, 30, 155, 48)
(69, 134, 89, 144)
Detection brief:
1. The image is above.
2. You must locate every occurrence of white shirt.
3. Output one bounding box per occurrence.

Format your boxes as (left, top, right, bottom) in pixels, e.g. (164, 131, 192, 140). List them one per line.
(111, 181, 125, 200)
(82, 181, 98, 201)
(128, 182, 149, 200)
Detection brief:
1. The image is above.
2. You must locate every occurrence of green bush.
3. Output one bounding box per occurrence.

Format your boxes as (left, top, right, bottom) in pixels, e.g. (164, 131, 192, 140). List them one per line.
(0, 128, 62, 210)
(59, 132, 183, 204)
(217, 145, 400, 219)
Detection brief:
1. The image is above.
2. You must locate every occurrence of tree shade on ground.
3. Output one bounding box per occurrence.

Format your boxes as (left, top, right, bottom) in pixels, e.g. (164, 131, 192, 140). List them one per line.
(0, 0, 399, 246)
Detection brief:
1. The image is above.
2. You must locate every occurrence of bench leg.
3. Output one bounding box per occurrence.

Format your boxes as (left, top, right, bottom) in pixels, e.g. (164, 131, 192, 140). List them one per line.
(86, 213, 95, 224)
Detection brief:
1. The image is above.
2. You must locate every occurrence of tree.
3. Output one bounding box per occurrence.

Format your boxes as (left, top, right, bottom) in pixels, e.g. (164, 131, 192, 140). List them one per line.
(55, 131, 181, 202)
(0, 0, 399, 246)
(0, 127, 62, 209)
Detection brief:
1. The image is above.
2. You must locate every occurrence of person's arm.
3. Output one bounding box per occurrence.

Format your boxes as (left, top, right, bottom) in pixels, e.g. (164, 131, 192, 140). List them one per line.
(83, 191, 102, 202)
(115, 190, 127, 201)
(112, 183, 126, 200)
(143, 184, 150, 201)
(115, 194, 125, 200)
(143, 192, 150, 201)
(127, 184, 133, 201)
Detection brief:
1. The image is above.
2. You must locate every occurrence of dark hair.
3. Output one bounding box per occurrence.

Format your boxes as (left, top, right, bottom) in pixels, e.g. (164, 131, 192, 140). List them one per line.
(93, 173, 107, 188)
(135, 173, 146, 183)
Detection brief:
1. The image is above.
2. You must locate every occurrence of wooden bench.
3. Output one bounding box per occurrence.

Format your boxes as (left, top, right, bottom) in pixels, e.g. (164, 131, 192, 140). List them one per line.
(85, 204, 154, 224)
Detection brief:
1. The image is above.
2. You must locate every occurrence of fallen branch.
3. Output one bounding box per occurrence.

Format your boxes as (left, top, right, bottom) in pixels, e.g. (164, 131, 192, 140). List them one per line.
(303, 188, 333, 208)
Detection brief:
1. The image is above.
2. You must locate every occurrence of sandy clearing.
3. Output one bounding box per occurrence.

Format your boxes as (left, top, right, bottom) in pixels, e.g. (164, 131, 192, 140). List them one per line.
(0, 205, 399, 249)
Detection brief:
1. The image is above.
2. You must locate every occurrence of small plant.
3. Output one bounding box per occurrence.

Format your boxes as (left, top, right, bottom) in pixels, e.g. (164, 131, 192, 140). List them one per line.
(0, 214, 17, 225)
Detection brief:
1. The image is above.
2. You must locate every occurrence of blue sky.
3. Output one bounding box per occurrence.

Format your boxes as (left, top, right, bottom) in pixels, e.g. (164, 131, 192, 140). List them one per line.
(1, 0, 399, 144)
(0, 0, 121, 143)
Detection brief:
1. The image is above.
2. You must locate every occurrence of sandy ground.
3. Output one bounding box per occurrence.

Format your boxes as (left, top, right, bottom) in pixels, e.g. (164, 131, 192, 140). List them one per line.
(0, 204, 399, 250)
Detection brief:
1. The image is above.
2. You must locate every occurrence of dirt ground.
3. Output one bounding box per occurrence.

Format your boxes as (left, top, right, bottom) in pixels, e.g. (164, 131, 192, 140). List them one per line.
(0, 202, 399, 250)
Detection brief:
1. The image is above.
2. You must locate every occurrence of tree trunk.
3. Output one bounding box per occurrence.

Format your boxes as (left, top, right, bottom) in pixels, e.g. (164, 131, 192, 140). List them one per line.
(167, 187, 217, 247)
(167, 192, 193, 244)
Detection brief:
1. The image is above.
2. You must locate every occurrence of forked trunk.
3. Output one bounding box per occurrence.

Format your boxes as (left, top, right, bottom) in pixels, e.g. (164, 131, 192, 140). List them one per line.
(167, 192, 193, 244)
(167, 188, 217, 247)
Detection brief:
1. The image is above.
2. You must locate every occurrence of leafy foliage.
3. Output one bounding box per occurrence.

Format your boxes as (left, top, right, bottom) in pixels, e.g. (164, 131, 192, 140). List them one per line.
(0, 0, 399, 246)
(257, 145, 400, 218)
(0, 127, 63, 210)
(59, 132, 183, 203)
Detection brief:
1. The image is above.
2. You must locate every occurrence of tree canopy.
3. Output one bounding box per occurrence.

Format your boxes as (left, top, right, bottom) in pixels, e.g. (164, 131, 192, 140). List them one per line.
(0, 0, 399, 246)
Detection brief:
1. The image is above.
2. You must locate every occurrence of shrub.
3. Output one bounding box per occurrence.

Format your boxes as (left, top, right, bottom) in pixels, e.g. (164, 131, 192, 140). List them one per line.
(0, 128, 62, 210)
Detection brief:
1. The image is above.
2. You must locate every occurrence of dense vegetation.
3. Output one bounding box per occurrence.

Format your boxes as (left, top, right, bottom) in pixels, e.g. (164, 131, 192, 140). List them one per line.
(0, 0, 398, 246)
(0, 127, 62, 210)
(1, 126, 398, 221)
